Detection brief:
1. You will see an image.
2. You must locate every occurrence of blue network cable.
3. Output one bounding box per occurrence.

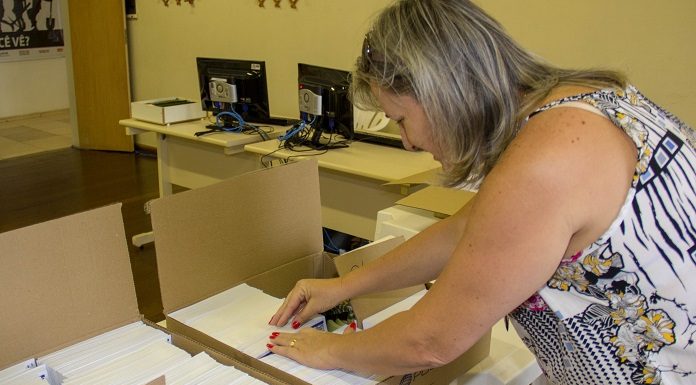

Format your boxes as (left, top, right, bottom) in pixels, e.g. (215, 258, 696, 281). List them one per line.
(215, 110, 247, 132)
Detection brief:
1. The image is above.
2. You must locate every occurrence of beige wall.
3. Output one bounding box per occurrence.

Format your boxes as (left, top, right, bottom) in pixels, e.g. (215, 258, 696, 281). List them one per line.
(0, 58, 68, 119)
(127, 0, 695, 147)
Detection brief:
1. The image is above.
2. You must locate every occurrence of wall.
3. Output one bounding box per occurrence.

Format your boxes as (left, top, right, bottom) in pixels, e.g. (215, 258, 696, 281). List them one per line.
(0, 58, 68, 119)
(127, 0, 696, 146)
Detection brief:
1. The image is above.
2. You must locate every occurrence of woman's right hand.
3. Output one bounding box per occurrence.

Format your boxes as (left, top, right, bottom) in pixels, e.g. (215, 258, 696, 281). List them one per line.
(269, 277, 346, 328)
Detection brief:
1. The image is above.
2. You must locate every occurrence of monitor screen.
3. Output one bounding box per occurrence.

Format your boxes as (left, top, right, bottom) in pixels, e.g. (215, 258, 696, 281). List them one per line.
(196, 57, 271, 125)
(296, 63, 353, 147)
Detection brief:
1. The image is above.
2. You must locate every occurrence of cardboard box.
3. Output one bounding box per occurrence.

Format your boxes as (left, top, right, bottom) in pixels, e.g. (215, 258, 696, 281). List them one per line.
(333, 236, 491, 385)
(0, 204, 280, 385)
(387, 167, 477, 217)
(131, 97, 206, 125)
(150, 159, 490, 385)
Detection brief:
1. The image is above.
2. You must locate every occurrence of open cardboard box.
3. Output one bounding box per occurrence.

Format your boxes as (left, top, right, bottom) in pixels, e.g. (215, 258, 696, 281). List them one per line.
(0, 203, 279, 384)
(150, 159, 490, 385)
(387, 167, 477, 217)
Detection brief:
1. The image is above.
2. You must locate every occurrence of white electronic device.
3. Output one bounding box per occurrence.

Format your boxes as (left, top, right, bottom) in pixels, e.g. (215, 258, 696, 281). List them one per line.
(298, 88, 322, 116)
(209, 77, 237, 104)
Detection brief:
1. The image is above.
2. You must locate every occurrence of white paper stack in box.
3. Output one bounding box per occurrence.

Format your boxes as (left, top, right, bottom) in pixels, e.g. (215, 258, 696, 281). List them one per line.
(0, 361, 48, 385)
(149, 159, 491, 385)
(169, 283, 327, 360)
(0, 204, 277, 385)
(361, 289, 428, 330)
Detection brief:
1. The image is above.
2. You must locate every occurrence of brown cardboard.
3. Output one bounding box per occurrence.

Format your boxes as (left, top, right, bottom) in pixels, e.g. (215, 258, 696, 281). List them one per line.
(385, 167, 476, 217)
(332, 236, 424, 326)
(144, 375, 166, 385)
(334, 236, 492, 385)
(385, 167, 443, 186)
(150, 158, 324, 315)
(0, 204, 276, 385)
(396, 185, 476, 217)
(0, 204, 140, 368)
(151, 159, 490, 385)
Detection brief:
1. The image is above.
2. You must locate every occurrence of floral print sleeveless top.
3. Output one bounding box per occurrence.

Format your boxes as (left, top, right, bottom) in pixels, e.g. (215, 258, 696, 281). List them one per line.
(510, 85, 696, 385)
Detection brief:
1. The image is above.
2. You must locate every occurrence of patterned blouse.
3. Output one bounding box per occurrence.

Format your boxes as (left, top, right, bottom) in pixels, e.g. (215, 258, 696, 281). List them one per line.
(509, 85, 696, 385)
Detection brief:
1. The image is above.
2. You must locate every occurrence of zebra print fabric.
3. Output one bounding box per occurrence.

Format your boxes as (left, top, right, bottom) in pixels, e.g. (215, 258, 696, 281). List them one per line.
(510, 85, 696, 385)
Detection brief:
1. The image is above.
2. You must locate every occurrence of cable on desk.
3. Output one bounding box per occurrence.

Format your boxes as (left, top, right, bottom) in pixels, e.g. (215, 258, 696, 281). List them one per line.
(195, 110, 274, 140)
(278, 115, 351, 151)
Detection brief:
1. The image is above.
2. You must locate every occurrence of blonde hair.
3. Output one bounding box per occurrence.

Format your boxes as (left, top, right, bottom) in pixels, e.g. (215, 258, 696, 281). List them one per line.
(351, 0, 626, 186)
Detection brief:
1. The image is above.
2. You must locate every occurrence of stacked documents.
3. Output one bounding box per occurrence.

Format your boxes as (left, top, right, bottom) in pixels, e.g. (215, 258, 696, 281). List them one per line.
(361, 289, 427, 329)
(0, 360, 48, 385)
(169, 284, 327, 359)
(0, 321, 268, 385)
(170, 283, 387, 384)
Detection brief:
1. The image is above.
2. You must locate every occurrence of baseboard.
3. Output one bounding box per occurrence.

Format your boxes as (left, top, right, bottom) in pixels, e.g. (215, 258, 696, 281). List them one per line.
(0, 109, 70, 123)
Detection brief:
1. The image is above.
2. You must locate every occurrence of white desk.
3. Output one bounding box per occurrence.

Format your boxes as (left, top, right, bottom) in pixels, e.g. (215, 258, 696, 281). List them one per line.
(244, 139, 441, 241)
(121, 118, 289, 246)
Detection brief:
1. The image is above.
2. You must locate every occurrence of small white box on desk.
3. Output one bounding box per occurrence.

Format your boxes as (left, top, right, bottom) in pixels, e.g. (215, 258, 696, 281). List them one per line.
(131, 97, 205, 125)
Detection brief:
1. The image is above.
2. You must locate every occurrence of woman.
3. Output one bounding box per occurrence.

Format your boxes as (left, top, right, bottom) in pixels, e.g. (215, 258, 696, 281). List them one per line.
(268, 1, 696, 384)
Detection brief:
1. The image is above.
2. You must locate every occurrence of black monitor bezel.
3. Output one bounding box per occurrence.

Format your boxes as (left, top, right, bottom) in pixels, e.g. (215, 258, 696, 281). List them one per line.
(196, 57, 271, 124)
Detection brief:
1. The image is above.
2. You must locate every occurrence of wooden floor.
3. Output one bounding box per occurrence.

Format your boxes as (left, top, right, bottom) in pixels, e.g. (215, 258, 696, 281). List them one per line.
(0, 147, 166, 322)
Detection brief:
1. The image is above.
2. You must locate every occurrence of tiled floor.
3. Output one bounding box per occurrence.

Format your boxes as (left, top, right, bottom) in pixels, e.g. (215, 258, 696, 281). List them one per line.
(0, 110, 73, 160)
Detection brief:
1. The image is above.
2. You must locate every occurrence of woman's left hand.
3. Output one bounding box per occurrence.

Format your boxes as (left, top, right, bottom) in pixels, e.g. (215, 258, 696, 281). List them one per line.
(267, 324, 357, 370)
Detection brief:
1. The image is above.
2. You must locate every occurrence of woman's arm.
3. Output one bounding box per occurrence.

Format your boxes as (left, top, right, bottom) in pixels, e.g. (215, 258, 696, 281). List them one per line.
(270, 106, 637, 374)
(270, 198, 475, 327)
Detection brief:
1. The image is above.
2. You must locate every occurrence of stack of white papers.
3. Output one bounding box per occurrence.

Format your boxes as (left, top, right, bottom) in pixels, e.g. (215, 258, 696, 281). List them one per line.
(169, 284, 327, 359)
(170, 283, 387, 385)
(0, 360, 48, 385)
(164, 352, 267, 385)
(26, 321, 267, 385)
(361, 289, 427, 330)
(260, 353, 382, 385)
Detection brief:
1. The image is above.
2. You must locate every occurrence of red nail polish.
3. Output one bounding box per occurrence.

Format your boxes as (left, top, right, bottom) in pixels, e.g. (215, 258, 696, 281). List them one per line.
(349, 321, 357, 330)
(266, 343, 274, 349)
(271, 331, 280, 336)
(269, 334, 278, 339)
(292, 320, 301, 329)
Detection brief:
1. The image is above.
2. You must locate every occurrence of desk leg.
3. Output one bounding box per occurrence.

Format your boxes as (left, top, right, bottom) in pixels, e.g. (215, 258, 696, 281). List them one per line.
(132, 133, 172, 248)
(157, 133, 173, 197)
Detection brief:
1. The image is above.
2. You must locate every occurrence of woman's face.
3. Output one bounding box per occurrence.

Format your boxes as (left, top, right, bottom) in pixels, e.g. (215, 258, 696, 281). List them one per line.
(370, 84, 442, 162)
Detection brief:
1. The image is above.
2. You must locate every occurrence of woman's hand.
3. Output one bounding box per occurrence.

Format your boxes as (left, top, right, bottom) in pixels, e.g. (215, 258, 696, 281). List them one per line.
(266, 324, 357, 370)
(269, 277, 347, 328)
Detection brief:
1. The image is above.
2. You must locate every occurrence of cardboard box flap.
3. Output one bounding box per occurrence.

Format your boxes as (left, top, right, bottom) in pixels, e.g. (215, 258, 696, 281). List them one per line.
(151, 159, 323, 314)
(0, 204, 139, 368)
(333, 236, 424, 324)
(384, 167, 442, 186)
(396, 185, 476, 217)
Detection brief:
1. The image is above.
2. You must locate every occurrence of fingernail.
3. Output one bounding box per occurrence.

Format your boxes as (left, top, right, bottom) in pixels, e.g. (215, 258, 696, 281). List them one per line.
(269, 333, 279, 339)
(349, 321, 357, 330)
(266, 343, 274, 349)
(292, 320, 301, 329)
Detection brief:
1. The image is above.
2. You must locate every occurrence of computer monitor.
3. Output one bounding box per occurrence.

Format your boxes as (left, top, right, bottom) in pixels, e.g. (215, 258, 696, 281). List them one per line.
(196, 57, 272, 125)
(294, 63, 353, 149)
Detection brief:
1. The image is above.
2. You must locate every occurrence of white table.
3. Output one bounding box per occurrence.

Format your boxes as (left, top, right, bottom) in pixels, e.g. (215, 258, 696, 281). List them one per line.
(244, 139, 441, 241)
(121, 118, 290, 246)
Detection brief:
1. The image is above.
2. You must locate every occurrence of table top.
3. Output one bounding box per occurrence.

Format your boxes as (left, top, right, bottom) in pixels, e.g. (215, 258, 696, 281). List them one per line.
(120, 118, 290, 149)
(244, 139, 441, 182)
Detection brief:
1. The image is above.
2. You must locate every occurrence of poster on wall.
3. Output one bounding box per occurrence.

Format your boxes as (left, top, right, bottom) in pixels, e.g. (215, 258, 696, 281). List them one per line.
(0, 0, 64, 62)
